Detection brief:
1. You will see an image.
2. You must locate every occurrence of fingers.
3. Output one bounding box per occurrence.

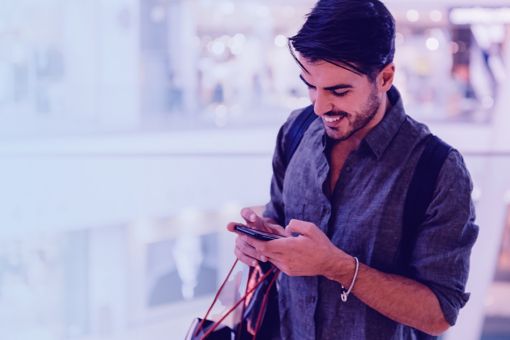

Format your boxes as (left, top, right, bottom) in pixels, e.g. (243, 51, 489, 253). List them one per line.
(240, 207, 258, 223)
(236, 236, 259, 258)
(243, 236, 285, 259)
(227, 221, 262, 266)
(234, 246, 258, 267)
(226, 221, 239, 233)
(226, 209, 289, 266)
(234, 235, 265, 266)
(265, 222, 286, 236)
(286, 219, 316, 236)
(241, 207, 266, 230)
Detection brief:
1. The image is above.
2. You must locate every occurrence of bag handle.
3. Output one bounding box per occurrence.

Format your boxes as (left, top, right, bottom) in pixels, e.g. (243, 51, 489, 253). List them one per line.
(195, 258, 240, 336)
(251, 268, 279, 339)
(194, 259, 278, 339)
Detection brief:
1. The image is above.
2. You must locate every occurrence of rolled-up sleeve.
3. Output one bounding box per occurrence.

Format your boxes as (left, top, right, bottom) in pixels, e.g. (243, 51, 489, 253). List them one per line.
(409, 149, 479, 325)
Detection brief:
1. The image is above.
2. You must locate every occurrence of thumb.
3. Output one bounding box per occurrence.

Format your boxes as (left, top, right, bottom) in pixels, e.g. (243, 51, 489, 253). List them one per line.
(240, 207, 265, 229)
(286, 219, 315, 237)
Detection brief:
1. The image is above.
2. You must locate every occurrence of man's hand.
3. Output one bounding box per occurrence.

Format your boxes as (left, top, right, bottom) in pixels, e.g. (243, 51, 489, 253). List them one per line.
(226, 207, 285, 267)
(242, 219, 354, 278)
(230, 217, 451, 335)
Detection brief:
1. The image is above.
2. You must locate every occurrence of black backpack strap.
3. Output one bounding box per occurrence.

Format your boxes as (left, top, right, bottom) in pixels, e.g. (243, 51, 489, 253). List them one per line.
(402, 134, 452, 270)
(402, 134, 451, 340)
(283, 105, 318, 167)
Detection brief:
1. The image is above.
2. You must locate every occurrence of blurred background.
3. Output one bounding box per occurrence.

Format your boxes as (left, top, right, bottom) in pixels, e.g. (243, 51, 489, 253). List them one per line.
(0, 0, 509, 339)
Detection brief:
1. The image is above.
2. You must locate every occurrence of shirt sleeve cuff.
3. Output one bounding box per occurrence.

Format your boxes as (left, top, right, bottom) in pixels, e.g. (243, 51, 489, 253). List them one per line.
(428, 283, 470, 325)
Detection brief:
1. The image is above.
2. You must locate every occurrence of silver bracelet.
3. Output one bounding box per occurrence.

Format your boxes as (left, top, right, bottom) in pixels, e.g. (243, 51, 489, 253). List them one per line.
(340, 256, 359, 302)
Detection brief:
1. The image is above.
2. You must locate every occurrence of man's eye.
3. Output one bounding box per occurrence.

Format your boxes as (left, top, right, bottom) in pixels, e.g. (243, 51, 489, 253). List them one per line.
(332, 91, 349, 97)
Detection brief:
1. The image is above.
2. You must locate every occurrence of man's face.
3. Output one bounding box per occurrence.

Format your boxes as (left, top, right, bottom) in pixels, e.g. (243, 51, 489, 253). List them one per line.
(297, 55, 383, 142)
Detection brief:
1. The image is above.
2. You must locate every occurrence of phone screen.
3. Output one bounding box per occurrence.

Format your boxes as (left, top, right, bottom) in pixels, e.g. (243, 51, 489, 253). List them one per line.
(234, 224, 283, 241)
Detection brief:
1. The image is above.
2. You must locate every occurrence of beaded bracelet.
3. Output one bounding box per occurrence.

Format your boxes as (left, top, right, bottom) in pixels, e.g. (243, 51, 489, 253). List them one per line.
(340, 256, 359, 302)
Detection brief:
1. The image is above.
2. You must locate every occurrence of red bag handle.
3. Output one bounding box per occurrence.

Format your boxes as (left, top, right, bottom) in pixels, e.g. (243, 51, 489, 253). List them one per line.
(251, 267, 279, 340)
(194, 259, 278, 339)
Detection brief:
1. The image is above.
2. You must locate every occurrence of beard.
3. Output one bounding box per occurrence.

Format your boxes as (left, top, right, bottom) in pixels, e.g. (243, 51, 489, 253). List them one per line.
(323, 87, 381, 142)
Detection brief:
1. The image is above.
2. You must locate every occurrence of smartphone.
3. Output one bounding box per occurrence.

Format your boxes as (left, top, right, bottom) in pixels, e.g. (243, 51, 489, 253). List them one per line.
(234, 224, 283, 241)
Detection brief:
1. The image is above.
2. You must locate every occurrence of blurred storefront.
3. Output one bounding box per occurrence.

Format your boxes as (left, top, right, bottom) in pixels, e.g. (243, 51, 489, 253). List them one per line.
(2, 1, 509, 135)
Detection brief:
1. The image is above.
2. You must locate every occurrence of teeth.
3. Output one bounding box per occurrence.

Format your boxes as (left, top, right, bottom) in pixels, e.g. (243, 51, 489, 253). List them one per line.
(324, 116, 342, 123)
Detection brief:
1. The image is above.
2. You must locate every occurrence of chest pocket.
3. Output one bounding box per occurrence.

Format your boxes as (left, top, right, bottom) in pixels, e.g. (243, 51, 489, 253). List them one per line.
(282, 171, 328, 228)
(281, 143, 331, 228)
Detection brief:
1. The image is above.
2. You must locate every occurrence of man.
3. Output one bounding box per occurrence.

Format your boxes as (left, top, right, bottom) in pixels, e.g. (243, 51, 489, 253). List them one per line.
(227, 0, 478, 339)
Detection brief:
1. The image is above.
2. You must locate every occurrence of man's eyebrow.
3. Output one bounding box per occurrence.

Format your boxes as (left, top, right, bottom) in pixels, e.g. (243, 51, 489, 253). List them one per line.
(324, 83, 353, 91)
(299, 74, 353, 91)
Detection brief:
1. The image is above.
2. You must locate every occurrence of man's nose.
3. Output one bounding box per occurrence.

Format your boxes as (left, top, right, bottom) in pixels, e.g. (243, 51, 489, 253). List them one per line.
(313, 91, 332, 116)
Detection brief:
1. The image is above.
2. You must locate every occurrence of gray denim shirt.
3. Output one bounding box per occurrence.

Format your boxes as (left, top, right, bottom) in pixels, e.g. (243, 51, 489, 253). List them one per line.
(263, 87, 479, 340)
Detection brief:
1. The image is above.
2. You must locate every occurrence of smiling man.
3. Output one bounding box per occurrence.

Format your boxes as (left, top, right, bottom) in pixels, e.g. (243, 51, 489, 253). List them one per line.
(227, 1, 478, 339)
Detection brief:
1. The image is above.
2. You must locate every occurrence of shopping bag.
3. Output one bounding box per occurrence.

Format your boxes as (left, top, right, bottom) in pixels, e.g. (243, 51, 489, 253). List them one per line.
(186, 317, 234, 340)
(242, 261, 280, 338)
(186, 259, 279, 340)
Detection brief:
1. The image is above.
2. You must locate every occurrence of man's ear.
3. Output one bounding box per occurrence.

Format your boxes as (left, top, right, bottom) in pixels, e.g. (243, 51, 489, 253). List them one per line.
(378, 63, 395, 91)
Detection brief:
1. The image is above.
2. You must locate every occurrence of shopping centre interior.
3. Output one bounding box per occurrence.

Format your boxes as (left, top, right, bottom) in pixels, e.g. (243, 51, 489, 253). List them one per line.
(0, 0, 510, 339)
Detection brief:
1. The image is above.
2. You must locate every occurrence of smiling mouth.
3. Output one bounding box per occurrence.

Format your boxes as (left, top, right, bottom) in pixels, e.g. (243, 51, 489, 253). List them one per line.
(323, 115, 343, 123)
(323, 112, 347, 124)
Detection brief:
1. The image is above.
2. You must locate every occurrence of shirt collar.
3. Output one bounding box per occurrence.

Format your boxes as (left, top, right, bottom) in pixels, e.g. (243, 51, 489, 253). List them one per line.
(362, 86, 407, 160)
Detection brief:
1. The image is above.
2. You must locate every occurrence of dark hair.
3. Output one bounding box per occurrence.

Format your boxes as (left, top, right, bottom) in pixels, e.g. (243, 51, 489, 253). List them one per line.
(289, 0, 395, 79)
